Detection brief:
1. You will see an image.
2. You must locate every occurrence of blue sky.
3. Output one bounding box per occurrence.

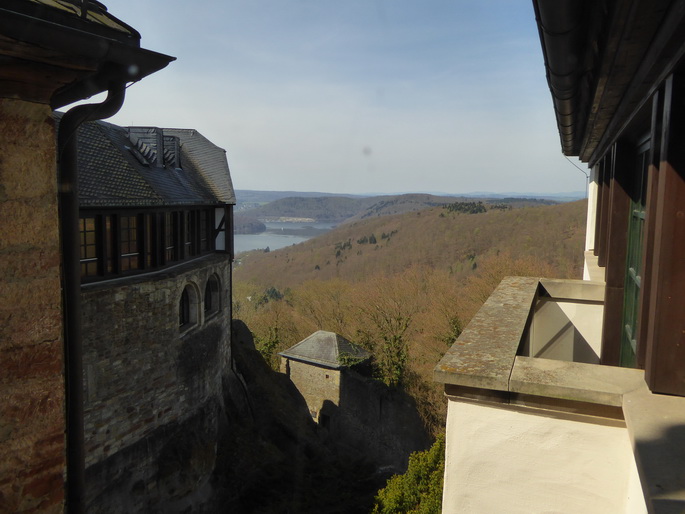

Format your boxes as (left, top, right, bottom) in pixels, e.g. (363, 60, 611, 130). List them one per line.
(103, 0, 588, 195)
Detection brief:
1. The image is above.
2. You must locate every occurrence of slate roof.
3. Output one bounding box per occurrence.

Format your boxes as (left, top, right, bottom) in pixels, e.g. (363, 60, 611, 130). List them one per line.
(59, 115, 235, 208)
(163, 129, 236, 204)
(279, 331, 371, 369)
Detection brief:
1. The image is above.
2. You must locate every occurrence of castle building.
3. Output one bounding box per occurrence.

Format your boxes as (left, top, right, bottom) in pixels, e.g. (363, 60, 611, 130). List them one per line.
(280, 331, 429, 471)
(0, 1, 173, 511)
(73, 117, 235, 512)
(436, 1, 685, 512)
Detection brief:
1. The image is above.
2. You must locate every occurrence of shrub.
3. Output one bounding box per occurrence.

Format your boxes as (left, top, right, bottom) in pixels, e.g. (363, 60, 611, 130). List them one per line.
(372, 434, 445, 514)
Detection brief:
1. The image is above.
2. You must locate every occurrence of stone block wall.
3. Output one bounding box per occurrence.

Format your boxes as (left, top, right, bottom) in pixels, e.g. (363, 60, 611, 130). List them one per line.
(81, 254, 232, 512)
(0, 98, 66, 513)
(337, 370, 430, 471)
(283, 359, 340, 420)
(282, 356, 429, 471)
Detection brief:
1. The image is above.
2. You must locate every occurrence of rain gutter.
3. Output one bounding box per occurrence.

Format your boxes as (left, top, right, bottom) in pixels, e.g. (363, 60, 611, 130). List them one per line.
(57, 82, 126, 514)
(533, 0, 587, 156)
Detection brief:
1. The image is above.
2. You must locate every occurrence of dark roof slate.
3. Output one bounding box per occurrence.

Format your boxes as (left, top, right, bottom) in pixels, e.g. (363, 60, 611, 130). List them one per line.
(163, 128, 236, 204)
(67, 116, 234, 208)
(279, 331, 371, 369)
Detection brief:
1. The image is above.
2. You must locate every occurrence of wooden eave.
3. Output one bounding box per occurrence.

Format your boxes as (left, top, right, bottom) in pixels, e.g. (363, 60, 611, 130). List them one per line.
(0, 2, 174, 108)
(534, 0, 685, 165)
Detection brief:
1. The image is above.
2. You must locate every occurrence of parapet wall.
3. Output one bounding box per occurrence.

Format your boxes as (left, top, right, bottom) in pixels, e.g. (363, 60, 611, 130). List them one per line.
(81, 254, 232, 512)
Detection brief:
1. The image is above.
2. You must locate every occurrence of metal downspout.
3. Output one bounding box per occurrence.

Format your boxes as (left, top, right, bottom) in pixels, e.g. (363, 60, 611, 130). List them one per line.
(57, 82, 126, 514)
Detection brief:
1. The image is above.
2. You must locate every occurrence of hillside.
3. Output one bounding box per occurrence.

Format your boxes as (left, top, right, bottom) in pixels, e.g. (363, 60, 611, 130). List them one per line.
(234, 199, 587, 289)
(235, 189, 367, 211)
(237, 193, 558, 224)
(232, 199, 587, 441)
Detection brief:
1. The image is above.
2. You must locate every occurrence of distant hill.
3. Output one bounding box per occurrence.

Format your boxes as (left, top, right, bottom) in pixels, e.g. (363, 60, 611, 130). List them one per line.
(237, 192, 558, 224)
(234, 199, 587, 289)
(465, 191, 585, 202)
(234, 216, 266, 235)
(235, 189, 367, 212)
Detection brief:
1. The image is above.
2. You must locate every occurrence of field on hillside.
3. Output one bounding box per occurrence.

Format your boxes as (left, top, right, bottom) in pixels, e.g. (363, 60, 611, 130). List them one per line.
(232, 200, 587, 435)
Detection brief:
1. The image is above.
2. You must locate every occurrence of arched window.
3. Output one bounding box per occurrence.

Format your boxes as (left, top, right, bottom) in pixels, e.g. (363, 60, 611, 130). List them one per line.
(179, 283, 199, 330)
(204, 274, 220, 315)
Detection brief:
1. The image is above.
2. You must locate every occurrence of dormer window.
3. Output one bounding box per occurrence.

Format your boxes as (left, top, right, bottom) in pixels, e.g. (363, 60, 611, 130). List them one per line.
(126, 127, 181, 169)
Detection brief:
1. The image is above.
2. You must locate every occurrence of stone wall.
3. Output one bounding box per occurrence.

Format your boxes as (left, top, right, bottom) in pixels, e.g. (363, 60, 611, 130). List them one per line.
(0, 98, 66, 513)
(282, 359, 341, 420)
(335, 369, 430, 471)
(81, 253, 232, 513)
(283, 357, 430, 472)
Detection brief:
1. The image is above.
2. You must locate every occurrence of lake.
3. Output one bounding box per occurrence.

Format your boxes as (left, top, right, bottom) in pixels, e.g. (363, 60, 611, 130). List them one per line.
(234, 221, 336, 254)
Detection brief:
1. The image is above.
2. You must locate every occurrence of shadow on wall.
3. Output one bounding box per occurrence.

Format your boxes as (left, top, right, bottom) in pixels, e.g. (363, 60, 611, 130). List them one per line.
(634, 423, 685, 512)
(84, 399, 221, 514)
(524, 297, 601, 364)
(213, 320, 384, 513)
(319, 368, 431, 473)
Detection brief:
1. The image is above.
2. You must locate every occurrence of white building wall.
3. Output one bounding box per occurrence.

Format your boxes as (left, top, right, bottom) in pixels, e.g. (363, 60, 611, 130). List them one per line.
(527, 299, 603, 363)
(584, 164, 599, 280)
(585, 164, 598, 252)
(442, 399, 646, 514)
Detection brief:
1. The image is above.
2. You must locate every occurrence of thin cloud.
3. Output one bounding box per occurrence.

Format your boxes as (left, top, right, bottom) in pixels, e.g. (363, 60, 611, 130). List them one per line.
(106, 0, 585, 195)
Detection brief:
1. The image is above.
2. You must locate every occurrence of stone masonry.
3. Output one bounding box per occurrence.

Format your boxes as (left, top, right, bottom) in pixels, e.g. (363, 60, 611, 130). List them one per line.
(0, 98, 66, 514)
(81, 253, 232, 512)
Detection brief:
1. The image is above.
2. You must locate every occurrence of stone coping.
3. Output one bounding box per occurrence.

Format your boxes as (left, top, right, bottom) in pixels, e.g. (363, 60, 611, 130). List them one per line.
(434, 275, 685, 513)
(511, 356, 644, 407)
(433, 276, 539, 391)
(434, 275, 626, 405)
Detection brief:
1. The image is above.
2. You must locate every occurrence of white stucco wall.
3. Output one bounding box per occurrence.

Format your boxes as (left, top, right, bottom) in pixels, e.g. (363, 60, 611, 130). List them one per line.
(585, 165, 598, 253)
(557, 300, 603, 358)
(442, 399, 646, 514)
(527, 298, 603, 364)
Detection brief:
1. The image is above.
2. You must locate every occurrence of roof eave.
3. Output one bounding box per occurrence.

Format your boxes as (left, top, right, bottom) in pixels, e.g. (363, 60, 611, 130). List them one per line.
(0, 5, 174, 108)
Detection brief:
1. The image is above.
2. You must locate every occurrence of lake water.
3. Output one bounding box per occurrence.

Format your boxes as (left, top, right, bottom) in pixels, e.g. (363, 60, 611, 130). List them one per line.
(234, 221, 336, 254)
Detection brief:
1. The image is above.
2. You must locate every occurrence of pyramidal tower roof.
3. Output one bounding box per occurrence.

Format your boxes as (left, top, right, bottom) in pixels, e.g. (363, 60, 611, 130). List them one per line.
(279, 331, 371, 369)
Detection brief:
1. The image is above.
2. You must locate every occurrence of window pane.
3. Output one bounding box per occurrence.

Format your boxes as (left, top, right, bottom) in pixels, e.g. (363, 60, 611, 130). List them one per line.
(79, 216, 98, 277)
(120, 215, 140, 271)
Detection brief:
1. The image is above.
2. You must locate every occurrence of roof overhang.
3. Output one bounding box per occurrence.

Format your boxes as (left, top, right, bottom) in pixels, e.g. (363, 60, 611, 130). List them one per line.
(0, 0, 174, 108)
(533, 0, 685, 164)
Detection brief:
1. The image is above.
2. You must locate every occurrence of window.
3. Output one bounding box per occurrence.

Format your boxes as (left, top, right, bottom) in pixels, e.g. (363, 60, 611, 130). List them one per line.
(80, 216, 98, 277)
(184, 211, 196, 257)
(119, 215, 140, 272)
(105, 215, 114, 274)
(200, 210, 209, 252)
(164, 212, 178, 263)
(145, 213, 156, 269)
(179, 288, 190, 327)
(179, 283, 199, 330)
(79, 207, 223, 282)
(620, 138, 650, 367)
(204, 274, 220, 315)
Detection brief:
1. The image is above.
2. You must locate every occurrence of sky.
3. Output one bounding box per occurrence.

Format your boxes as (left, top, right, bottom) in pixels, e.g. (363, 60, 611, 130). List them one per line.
(97, 0, 588, 196)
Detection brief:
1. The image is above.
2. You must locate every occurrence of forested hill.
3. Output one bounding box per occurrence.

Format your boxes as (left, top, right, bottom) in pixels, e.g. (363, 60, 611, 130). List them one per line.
(233, 199, 587, 290)
(237, 193, 558, 223)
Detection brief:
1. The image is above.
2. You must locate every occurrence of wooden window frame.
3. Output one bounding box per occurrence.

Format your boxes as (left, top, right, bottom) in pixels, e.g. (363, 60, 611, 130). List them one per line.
(79, 206, 226, 283)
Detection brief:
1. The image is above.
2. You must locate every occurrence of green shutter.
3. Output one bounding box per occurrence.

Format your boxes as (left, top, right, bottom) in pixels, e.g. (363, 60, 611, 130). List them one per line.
(620, 141, 649, 367)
